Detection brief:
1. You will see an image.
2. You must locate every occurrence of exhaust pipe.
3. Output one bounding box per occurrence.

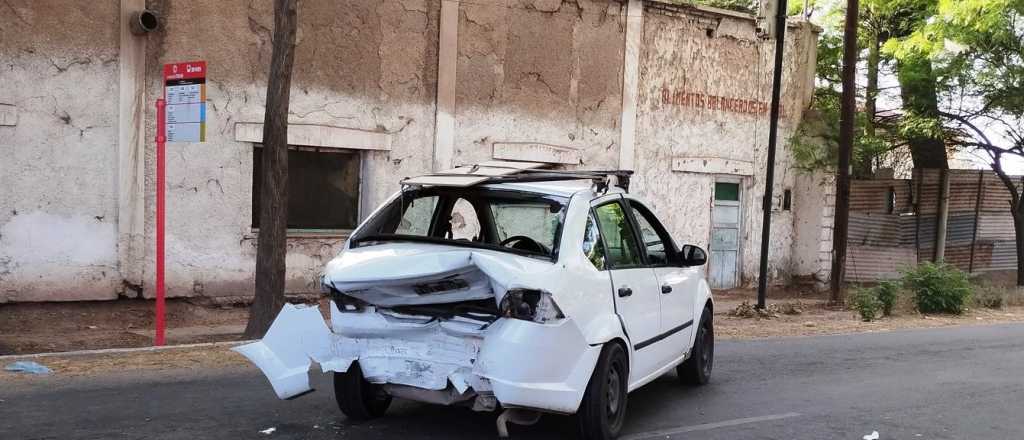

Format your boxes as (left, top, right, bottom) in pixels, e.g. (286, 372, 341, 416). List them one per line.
(129, 10, 159, 35)
(496, 408, 542, 438)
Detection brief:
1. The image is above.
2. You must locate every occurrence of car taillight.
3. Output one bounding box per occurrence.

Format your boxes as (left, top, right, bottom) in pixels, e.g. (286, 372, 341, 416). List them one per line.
(499, 289, 564, 323)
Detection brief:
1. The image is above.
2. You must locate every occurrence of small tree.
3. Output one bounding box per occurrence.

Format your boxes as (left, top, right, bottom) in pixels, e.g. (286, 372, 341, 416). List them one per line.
(245, 0, 299, 338)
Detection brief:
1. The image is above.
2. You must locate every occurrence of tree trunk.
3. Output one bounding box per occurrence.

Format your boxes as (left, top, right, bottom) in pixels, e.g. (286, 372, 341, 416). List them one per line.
(896, 56, 949, 169)
(830, 0, 858, 304)
(245, 0, 299, 339)
(1013, 207, 1024, 286)
(855, 32, 880, 177)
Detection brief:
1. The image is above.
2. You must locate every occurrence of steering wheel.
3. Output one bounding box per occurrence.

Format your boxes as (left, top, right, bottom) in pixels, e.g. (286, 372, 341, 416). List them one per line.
(499, 235, 549, 254)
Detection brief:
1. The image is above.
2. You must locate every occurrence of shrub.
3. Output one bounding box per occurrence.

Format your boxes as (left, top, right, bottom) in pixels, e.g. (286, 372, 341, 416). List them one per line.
(876, 280, 901, 316)
(973, 283, 1007, 309)
(851, 288, 883, 322)
(901, 262, 972, 314)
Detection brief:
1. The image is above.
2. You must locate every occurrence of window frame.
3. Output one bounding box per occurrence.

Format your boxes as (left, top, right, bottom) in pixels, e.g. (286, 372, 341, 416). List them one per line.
(623, 199, 682, 268)
(251, 144, 362, 237)
(352, 187, 568, 262)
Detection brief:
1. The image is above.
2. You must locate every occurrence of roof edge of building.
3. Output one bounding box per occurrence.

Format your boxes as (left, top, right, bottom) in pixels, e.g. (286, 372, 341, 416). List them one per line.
(643, 1, 824, 34)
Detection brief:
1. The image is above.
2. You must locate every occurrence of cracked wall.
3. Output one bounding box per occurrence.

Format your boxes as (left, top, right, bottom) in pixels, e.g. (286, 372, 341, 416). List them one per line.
(454, 0, 626, 168)
(1, 1, 820, 302)
(139, 0, 440, 299)
(633, 8, 818, 286)
(0, 0, 122, 301)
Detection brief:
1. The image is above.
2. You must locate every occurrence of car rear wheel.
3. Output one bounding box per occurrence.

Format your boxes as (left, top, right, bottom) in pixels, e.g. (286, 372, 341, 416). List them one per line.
(577, 342, 629, 440)
(334, 362, 392, 420)
(679, 306, 713, 385)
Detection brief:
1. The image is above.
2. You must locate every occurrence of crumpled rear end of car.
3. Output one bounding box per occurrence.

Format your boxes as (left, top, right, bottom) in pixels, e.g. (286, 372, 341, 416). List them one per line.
(234, 247, 601, 414)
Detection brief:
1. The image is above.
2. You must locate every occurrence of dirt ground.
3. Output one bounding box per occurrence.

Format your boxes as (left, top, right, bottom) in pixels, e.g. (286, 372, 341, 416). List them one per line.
(4, 287, 1024, 380)
(0, 298, 251, 355)
(713, 288, 1024, 339)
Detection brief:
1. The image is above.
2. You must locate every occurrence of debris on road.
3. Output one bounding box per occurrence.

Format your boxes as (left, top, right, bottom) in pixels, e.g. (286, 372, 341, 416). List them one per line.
(4, 361, 52, 375)
(259, 427, 276, 435)
(863, 430, 880, 440)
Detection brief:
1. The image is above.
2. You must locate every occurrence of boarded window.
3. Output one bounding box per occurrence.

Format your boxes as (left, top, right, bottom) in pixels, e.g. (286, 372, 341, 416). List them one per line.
(252, 146, 360, 230)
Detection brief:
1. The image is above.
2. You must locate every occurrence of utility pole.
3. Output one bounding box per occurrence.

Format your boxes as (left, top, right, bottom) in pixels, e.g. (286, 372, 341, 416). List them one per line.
(830, 0, 859, 304)
(756, 0, 788, 309)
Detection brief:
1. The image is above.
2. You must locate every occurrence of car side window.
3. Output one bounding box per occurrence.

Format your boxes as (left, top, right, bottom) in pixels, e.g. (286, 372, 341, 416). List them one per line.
(628, 201, 676, 266)
(396, 196, 438, 236)
(593, 201, 643, 269)
(582, 214, 606, 270)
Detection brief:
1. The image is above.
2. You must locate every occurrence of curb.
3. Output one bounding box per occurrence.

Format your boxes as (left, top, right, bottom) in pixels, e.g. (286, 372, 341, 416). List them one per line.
(0, 340, 256, 361)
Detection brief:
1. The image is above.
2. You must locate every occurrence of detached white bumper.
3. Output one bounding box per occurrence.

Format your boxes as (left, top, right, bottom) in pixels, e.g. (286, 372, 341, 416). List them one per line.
(233, 302, 600, 414)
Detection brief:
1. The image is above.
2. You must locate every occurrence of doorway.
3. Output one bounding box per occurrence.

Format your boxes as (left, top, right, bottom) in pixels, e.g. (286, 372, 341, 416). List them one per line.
(710, 180, 742, 289)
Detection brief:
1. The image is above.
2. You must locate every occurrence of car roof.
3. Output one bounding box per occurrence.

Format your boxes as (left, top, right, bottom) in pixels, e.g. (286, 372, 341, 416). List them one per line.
(400, 161, 632, 197)
(482, 179, 601, 197)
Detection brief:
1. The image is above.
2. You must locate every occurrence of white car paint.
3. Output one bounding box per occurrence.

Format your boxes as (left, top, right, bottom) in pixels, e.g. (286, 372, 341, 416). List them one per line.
(235, 179, 714, 416)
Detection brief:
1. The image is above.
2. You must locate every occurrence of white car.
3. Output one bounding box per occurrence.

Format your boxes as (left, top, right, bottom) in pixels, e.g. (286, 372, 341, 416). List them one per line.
(236, 163, 715, 440)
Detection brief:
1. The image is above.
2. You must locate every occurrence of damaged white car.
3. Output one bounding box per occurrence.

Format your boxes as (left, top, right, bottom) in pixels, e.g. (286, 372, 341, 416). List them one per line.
(235, 163, 714, 440)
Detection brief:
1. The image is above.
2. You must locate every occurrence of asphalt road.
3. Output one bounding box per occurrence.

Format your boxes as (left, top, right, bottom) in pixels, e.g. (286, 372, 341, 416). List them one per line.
(4, 323, 1024, 440)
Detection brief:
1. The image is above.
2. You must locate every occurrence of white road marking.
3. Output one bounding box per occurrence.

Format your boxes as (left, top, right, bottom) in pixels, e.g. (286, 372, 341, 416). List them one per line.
(620, 412, 803, 440)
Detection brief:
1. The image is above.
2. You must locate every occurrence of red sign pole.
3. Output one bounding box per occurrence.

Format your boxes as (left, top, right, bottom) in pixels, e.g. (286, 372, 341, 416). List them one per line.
(155, 98, 167, 346)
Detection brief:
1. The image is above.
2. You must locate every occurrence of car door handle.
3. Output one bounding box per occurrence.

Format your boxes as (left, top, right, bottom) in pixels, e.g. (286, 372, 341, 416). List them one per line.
(661, 285, 673, 294)
(618, 286, 633, 297)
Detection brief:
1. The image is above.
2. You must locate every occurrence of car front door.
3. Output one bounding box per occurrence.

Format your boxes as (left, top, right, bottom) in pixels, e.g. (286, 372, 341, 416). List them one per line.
(626, 200, 696, 363)
(592, 197, 663, 383)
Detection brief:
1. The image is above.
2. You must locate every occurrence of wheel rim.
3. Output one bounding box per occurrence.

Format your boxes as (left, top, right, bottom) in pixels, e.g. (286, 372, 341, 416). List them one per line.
(606, 362, 622, 419)
(700, 323, 714, 376)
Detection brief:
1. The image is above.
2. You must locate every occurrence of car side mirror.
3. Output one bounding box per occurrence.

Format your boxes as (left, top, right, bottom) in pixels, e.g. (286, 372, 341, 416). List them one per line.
(679, 244, 707, 267)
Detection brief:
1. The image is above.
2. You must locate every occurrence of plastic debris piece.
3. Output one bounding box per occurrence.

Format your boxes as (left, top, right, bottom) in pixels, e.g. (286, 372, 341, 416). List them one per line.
(863, 431, 880, 440)
(4, 361, 52, 375)
(259, 427, 276, 435)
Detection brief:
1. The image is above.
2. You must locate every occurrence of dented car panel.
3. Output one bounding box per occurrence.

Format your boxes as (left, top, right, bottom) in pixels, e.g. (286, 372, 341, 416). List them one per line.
(236, 175, 714, 427)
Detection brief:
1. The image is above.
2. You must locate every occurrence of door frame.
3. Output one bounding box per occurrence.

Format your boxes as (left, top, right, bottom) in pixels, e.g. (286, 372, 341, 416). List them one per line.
(710, 176, 744, 288)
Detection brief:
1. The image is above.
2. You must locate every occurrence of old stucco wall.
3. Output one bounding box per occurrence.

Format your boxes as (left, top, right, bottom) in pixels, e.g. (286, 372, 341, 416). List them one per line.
(792, 170, 835, 286)
(453, 0, 625, 169)
(140, 0, 440, 300)
(0, 1, 122, 302)
(1, 1, 824, 303)
(633, 6, 817, 286)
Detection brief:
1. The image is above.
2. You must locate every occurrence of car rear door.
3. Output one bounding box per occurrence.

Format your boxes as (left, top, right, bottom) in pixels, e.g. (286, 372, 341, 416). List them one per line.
(591, 196, 663, 382)
(625, 199, 696, 362)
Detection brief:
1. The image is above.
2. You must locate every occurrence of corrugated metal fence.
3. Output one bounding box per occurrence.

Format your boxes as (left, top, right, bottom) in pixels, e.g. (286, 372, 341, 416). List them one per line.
(846, 169, 1021, 282)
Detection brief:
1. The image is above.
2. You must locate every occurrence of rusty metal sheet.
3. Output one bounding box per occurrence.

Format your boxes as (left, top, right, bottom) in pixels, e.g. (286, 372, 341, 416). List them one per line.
(850, 179, 914, 214)
(846, 245, 918, 282)
(977, 214, 1016, 241)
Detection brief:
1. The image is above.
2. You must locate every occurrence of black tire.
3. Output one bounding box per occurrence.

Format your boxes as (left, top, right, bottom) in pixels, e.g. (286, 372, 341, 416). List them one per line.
(577, 342, 629, 440)
(679, 306, 714, 385)
(333, 362, 392, 420)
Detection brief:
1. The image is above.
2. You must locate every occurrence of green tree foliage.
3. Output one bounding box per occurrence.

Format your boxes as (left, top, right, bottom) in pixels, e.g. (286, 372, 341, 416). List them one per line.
(793, 0, 963, 172)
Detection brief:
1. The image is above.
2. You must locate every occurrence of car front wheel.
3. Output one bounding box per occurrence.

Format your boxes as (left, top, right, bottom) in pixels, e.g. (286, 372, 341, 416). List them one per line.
(577, 342, 629, 440)
(333, 362, 392, 420)
(679, 306, 713, 385)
